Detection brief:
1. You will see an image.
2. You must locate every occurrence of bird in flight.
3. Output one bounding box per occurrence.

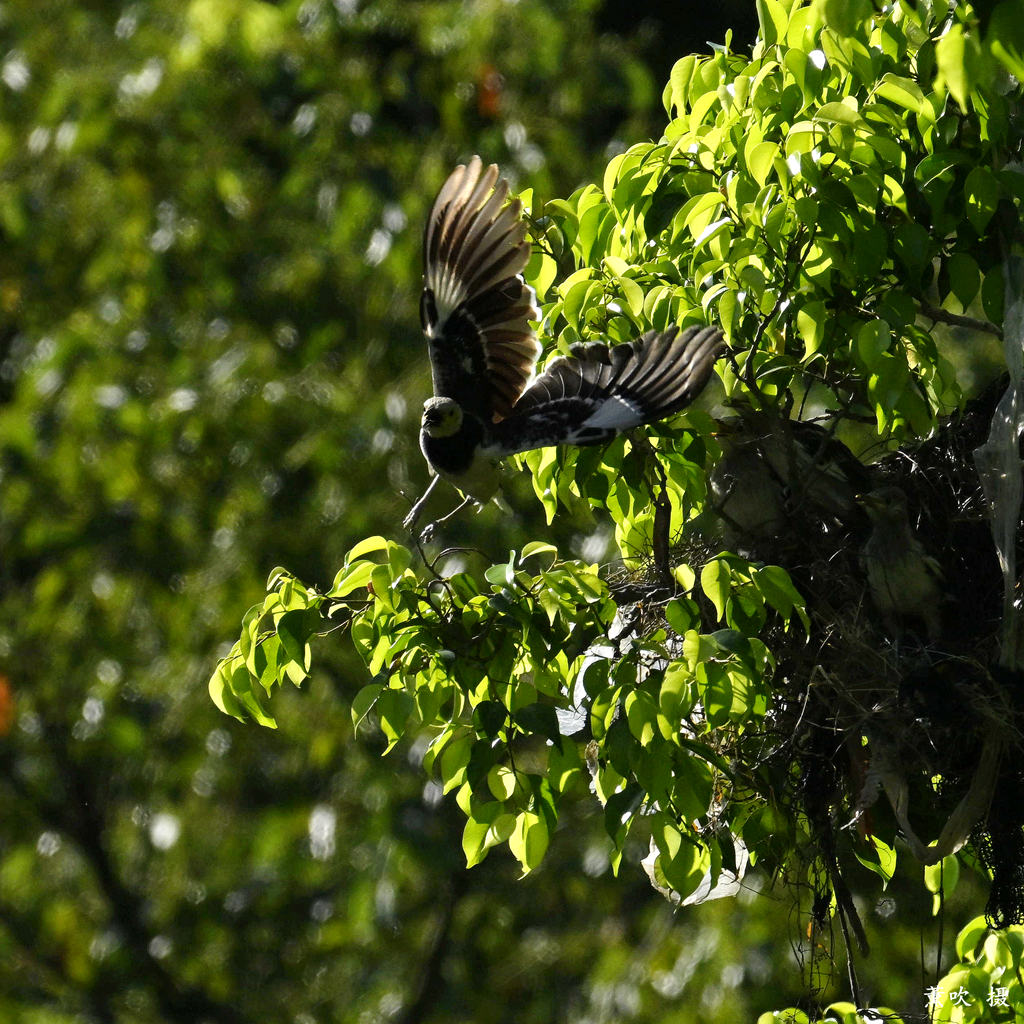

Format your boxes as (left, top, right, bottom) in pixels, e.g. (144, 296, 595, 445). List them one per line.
(404, 156, 724, 530)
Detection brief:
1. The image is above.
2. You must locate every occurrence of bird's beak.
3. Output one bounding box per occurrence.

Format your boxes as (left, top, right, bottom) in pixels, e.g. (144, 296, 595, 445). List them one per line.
(856, 492, 885, 514)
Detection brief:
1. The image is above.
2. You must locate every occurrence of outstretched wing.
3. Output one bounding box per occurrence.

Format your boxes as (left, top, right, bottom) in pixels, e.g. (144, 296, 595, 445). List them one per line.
(420, 157, 541, 423)
(486, 325, 724, 456)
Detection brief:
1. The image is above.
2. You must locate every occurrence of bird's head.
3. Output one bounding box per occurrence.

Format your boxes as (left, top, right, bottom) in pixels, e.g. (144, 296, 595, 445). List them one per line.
(421, 397, 463, 437)
(858, 486, 910, 524)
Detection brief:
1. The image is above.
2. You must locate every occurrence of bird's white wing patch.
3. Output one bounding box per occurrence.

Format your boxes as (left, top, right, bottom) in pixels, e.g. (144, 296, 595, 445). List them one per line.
(580, 395, 644, 431)
(431, 278, 468, 329)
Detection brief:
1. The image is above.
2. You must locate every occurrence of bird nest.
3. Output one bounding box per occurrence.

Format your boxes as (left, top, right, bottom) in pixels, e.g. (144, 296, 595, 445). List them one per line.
(608, 376, 1024, 928)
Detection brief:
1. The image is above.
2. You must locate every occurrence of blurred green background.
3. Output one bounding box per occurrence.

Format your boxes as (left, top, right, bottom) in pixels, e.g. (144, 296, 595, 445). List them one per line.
(0, 1, 977, 1020)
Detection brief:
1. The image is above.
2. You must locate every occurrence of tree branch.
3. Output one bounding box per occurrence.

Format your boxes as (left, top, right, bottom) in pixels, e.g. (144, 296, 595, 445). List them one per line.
(918, 301, 1003, 338)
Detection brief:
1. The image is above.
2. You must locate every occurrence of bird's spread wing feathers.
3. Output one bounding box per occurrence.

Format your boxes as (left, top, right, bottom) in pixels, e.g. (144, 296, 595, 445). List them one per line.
(420, 157, 541, 422)
(486, 325, 724, 456)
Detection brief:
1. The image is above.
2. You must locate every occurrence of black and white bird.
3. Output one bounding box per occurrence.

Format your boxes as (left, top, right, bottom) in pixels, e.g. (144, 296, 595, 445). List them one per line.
(404, 156, 724, 529)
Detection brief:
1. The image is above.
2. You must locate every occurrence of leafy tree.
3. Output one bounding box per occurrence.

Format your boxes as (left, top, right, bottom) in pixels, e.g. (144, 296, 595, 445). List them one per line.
(4, 2, 825, 1023)
(214, 0, 1024, 1019)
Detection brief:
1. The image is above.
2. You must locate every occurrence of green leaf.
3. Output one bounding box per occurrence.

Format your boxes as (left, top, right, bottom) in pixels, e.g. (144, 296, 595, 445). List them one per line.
(473, 700, 508, 739)
(462, 816, 491, 868)
(817, 0, 871, 38)
(796, 299, 826, 358)
(484, 561, 513, 587)
(220, 656, 277, 728)
(520, 541, 558, 564)
(983, 931, 1016, 971)
(724, 585, 766, 634)
(251, 633, 282, 693)
(756, 0, 789, 47)
(386, 541, 412, 578)
(822, 1004, 860, 1024)
(208, 659, 248, 723)
(746, 141, 778, 188)
(560, 273, 599, 330)
(875, 73, 927, 113)
(989, 3, 1024, 78)
(276, 608, 317, 672)
(692, 217, 731, 253)
(946, 251, 980, 309)
(603, 781, 642, 840)
(683, 192, 726, 240)
(664, 55, 697, 115)
(486, 765, 518, 802)
(814, 100, 863, 127)
(577, 203, 612, 266)
(377, 689, 414, 751)
(982, 266, 1006, 324)
(514, 703, 561, 743)
(892, 221, 932, 278)
(351, 682, 383, 730)
(624, 689, 658, 745)
(851, 223, 889, 280)
(671, 563, 696, 590)
(488, 812, 518, 850)
(580, 657, 609, 699)
(854, 834, 897, 884)
(527, 249, 559, 302)
(651, 813, 707, 898)
(964, 165, 1001, 234)
(999, 927, 1024, 969)
(855, 318, 892, 370)
(955, 915, 988, 961)
(439, 734, 474, 794)
(752, 564, 809, 631)
(547, 738, 582, 793)
(924, 853, 961, 915)
(760, 1011, 809, 1024)
(266, 565, 293, 589)
(700, 558, 731, 622)
(509, 810, 549, 873)
(346, 535, 389, 562)
(935, 23, 982, 111)
(665, 597, 698, 635)
(657, 657, 690, 715)
(617, 275, 645, 318)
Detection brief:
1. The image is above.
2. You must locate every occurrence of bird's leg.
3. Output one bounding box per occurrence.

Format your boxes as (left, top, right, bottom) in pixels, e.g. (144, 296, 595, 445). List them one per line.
(418, 495, 477, 543)
(438, 494, 477, 523)
(403, 475, 441, 531)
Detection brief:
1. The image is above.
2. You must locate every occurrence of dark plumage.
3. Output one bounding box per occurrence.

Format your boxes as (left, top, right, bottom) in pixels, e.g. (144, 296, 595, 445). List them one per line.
(709, 410, 872, 552)
(420, 157, 540, 423)
(859, 486, 944, 640)
(489, 327, 724, 453)
(405, 157, 724, 528)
